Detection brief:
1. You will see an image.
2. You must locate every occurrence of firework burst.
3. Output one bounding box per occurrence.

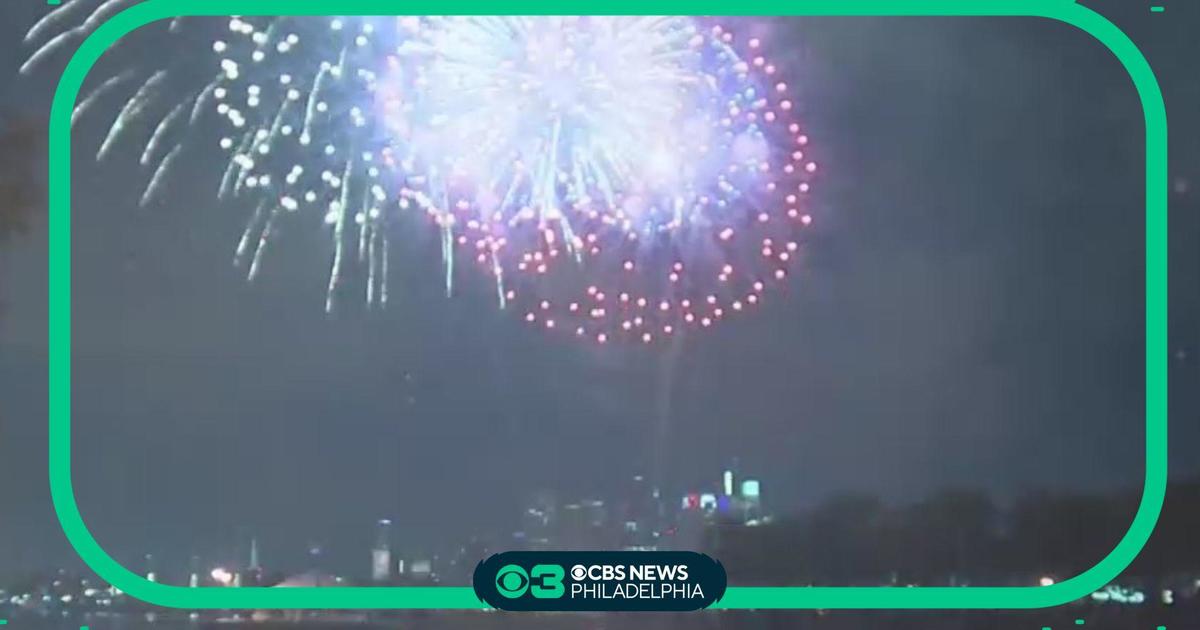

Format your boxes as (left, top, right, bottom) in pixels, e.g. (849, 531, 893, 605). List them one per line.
(407, 17, 819, 344)
(24, 8, 818, 343)
(209, 15, 429, 311)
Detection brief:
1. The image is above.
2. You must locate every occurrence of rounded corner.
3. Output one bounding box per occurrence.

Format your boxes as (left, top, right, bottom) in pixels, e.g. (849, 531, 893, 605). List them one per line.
(1037, 1, 1168, 128)
(49, 0, 183, 124)
(48, 0, 1168, 611)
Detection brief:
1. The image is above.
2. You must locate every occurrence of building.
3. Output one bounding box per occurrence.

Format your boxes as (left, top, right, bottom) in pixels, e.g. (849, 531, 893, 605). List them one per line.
(517, 491, 557, 550)
(676, 464, 766, 531)
(371, 519, 393, 582)
(621, 475, 664, 550)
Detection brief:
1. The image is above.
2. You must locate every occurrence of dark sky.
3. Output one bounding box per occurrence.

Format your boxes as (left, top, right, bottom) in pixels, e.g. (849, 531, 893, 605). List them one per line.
(1, 2, 1197, 582)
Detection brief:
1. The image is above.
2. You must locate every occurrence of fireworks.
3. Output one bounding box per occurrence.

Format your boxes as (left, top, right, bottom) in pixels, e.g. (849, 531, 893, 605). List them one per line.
(210, 15, 426, 310)
(24, 8, 818, 344)
(409, 17, 818, 344)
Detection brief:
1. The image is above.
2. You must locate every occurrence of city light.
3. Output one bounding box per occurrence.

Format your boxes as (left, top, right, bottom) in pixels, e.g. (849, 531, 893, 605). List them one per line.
(210, 567, 234, 586)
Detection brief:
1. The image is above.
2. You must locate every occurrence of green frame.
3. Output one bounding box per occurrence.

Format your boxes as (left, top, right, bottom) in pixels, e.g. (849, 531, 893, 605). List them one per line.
(48, 0, 1167, 610)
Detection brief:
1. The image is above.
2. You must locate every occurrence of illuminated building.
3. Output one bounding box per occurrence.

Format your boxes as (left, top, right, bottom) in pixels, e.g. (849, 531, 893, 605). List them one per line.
(371, 518, 393, 582)
(622, 474, 664, 550)
(519, 491, 557, 550)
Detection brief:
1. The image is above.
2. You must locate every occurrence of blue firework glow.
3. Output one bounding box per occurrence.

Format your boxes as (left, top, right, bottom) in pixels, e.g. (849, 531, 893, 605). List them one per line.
(209, 15, 425, 311)
(24, 10, 817, 344)
(405, 17, 818, 343)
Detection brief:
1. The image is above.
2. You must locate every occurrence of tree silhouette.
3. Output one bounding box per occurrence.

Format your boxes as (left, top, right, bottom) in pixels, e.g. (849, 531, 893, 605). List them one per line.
(711, 481, 1198, 588)
(0, 117, 45, 319)
(0, 118, 44, 246)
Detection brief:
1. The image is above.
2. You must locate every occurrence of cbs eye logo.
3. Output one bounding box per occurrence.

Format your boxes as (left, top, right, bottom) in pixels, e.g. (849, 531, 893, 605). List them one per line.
(495, 564, 565, 599)
(495, 565, 529, 598)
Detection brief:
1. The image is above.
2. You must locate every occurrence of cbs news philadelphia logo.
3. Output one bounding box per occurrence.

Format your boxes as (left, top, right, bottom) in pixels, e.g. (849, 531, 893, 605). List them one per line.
(474, 551, 726, 611)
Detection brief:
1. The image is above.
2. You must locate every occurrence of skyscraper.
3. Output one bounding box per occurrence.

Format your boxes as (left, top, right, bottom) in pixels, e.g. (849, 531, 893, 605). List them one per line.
(249, 537, 260, 571)
(371, 518, 393, 582)
(741, 479, 762, 522)
(520, 491, 557, 550)
(623, 475, 663, 550)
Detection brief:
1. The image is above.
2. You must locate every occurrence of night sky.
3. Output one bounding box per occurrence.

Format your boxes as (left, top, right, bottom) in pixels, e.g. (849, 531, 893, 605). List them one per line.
(1, 1, 1197, 581)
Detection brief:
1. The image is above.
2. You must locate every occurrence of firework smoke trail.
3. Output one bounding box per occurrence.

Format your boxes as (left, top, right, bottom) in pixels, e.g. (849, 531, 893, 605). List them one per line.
(20, 30, 80, 75)
(325, 158, 353, 313)
(189, 80, 222, 125)
(78, 0, 135, 33)
(24, 0, 90, 44)
(652, 331, 685, 489)
(247, 205, 281, 281)
(234, 200, 268, 268)
(71, 71, 134, 126)
(219, 132, 255, 200)
(140, 142, 181, 206)
(140, 99, 190, 166)
(380, 236, 390, 305)
(22, 0, 136, 74)
(97, 70, 167, 160)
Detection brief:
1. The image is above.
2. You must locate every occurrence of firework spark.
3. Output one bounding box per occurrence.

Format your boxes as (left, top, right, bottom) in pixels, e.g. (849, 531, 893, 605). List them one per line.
(406, 17, 819, 344)
(24, 9, 817, 343)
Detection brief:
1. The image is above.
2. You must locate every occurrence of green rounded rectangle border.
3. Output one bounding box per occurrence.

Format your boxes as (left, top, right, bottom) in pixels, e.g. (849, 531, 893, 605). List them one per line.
(47, 0, 1167, 610)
